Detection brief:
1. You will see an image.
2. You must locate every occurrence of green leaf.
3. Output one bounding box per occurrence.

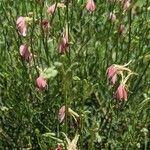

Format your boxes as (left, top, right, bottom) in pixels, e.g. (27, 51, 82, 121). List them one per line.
(42, 67, 58, 79)
(135, 0, 145, 7)
(42, 132, 56, 137)
(54, 62, 62, 67)
(73, 76, 80, 81)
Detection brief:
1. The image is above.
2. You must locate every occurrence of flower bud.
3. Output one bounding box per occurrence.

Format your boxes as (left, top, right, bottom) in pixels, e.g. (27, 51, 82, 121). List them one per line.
(16, 16, 27, 36)
(115, 84, 127, 101)
(36, 76, 48, 90)
(58, 33, 69, 54)
(106, 65, 117, 85)
(19, 44, 32, 62)
(118, 24, 125, 34)
(47, 4, 56, 14)
(86, 0, 96, 13)
(122, 0, 130, 11)
(109, 12, 116, 22)
(58, 105, 65, 123)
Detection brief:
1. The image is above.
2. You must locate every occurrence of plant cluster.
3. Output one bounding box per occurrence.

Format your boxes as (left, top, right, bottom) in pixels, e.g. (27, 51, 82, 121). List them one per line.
(0, 0, 150, 149)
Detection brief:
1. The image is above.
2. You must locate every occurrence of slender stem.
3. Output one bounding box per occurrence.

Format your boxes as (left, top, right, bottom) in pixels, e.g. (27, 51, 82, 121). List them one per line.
(144, 134, 148, 150)
(127, 8, 132, 62)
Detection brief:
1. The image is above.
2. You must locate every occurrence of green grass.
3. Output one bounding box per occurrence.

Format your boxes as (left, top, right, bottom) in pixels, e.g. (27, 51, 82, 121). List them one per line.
(0, 0, 150, 149)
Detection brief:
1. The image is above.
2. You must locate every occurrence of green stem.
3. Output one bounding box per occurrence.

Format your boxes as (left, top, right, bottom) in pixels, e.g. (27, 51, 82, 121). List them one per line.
(144, 134, 148, 150)
(127, 8, 132, 62)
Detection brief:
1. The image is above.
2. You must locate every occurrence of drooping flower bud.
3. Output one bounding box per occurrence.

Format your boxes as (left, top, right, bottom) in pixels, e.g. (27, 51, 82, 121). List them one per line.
(106, 65, 118, 85)
(109, 12, 116, 22)
(115, 84, 127, 101)
(58, 32, 69, 54)
(36, 76, 48, 90)
(47, 4, 56, 14)
(58, 105, 65, 123)
(19, 44, 32, 61)
(16, 16, 27, 36)
(118, 24, 126, 34)
(122, 0, 130, 11)
(86, 0, 96, 13)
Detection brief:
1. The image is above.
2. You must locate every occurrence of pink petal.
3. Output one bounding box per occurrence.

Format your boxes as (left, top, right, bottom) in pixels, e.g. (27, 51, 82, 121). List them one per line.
(58, 106, 65, 123)
(36, 76, 47, 90)
(123, 87, 128, 101)
(58, 34, 69, 54)
(111, 74, 117, 85)
(116, 85, 124, 100)
(106, 65, 117, 78)
(16, 17, 27, 36)
(19, 44, 31, 61)
(47, 4, 56, 14)
(86, 0, 96, 12)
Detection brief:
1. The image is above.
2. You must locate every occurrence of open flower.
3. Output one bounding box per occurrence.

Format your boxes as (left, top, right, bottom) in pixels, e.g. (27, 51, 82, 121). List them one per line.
(19, 44, 32, 61)
(58, 32, 69, 54)
(115, 84, 127, 101)
(106, 65, 118, 85)
(36, 76, 48, 90)
(16, 16, 27, 36)
(86, 0, 96, 13)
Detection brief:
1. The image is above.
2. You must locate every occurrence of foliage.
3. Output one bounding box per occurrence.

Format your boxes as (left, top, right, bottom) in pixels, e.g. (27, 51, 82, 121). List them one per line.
(0, 0, 150, 149)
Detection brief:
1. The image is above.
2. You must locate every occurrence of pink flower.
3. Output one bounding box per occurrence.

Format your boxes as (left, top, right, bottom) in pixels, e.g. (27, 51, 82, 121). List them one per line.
(58, 33, 69, 54)
(47, 4, 56, 14)
(116, 84, 127, 101)
(41, 19, 49, 29)
(19, 44, 32, 61)
(56, 144, 63, 150)
(86, 0, 96, 13)
(122, 0, 130, 10)
(16, 17, 27, 36)
(118, 24, 125, 34)
(36, 76, 47, 90)
(106, 65, 117, 85)
(109, 12, 116, 22)
(118, 24, 126, 34)
(58, 106, 65, 123)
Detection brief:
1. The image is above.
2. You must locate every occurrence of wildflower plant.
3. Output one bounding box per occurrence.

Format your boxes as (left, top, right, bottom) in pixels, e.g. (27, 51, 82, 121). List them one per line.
(0, 0, 150, 149)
